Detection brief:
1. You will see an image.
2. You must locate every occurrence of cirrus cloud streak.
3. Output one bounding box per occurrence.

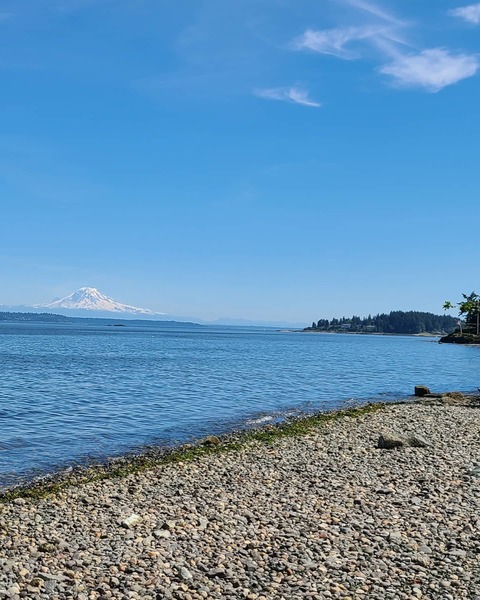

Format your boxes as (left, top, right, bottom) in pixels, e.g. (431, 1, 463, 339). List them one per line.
(254, 86, 321, 108)
(293, 25, 392, 60)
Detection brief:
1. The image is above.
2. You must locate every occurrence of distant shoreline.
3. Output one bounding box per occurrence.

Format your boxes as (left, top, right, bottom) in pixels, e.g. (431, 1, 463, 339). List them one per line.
(296, 329, 441, 338)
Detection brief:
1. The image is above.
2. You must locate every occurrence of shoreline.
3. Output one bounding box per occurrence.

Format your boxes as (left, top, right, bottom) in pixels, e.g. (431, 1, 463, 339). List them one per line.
(0, 395, 479, 598)
(0, 402, 385, 502)
(298, 330, 442, 338)
(2, 390, 478, 501)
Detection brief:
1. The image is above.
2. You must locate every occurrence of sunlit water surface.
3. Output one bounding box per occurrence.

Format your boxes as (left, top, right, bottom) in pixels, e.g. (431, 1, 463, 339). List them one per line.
(0, 322, 478, 488)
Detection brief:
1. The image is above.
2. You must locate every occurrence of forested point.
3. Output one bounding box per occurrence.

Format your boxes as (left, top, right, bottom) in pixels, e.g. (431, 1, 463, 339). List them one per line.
(0, 312, 70, 322)
(305, 311, 458, 335)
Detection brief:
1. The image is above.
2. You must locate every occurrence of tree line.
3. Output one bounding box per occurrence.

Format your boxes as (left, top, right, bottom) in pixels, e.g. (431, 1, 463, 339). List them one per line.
(305, 310, 458, 335)
(0, 312, 69, 322)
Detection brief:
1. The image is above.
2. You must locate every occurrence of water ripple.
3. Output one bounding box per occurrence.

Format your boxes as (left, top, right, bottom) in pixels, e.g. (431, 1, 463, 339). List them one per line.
(0, 323, 478, 487)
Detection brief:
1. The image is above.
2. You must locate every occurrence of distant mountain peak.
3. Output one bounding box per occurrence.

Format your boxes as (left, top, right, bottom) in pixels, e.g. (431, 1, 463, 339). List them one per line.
(36, 287, 158, 315)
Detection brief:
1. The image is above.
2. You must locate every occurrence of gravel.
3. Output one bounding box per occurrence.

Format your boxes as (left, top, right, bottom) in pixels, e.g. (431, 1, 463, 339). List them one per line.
(0, 402, 479, 599)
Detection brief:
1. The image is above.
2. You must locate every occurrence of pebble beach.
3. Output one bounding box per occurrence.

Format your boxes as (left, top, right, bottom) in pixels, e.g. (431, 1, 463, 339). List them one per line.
(1, 399, 479, 600)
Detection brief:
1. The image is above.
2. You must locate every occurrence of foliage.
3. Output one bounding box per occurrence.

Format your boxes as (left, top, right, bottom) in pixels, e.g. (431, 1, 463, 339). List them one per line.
(0, 312, 70, 322)
(443, 291, 480, 335)
(306, 310, 457, 335)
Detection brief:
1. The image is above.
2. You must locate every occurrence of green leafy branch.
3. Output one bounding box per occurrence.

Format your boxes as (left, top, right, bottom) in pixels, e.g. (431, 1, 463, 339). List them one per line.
(443, 291, 480, 336)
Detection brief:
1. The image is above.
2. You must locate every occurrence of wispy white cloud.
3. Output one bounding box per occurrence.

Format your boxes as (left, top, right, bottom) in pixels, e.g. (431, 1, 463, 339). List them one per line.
(380, 48, 479, 92)
(293, 0, 409, 61)
(448, 3, 480, 24)
(293, 25, 390, 59)
(254, 86, 321, 108)
(346, 0, 403, 25)
(291, 0, 479, 93)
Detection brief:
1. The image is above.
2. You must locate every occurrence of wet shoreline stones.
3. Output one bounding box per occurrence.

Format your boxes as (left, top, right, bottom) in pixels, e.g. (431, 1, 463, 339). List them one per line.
(1, 401, 479, 599)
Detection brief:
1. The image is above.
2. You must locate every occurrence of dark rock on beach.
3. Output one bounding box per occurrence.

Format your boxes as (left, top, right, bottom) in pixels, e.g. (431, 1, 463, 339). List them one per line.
(200, 435, 221, 447)
(414, 385, 431, 397)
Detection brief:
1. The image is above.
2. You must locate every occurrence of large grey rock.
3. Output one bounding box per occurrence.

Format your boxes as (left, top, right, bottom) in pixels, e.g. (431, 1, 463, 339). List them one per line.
(377, 430, 428, 449)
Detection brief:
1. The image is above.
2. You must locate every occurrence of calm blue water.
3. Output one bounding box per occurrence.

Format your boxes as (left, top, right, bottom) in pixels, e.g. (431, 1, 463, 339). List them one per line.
(0, 322, 478, 488)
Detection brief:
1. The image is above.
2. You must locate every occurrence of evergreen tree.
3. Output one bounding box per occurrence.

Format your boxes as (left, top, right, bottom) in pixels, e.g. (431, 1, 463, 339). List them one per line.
(305, 310, 457, 334)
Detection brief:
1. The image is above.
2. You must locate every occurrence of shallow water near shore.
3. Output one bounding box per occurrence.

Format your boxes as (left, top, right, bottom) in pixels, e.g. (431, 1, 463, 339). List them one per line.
(0, 322, 478, 488)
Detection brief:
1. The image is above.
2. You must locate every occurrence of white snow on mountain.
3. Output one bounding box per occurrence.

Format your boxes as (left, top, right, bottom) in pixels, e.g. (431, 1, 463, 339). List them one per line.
(36, 287, 159, 315)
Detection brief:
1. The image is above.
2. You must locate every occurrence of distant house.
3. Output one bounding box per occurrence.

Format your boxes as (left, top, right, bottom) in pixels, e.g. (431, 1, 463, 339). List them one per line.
(340, 323, 352, 330)
(365, 325, 376, 332)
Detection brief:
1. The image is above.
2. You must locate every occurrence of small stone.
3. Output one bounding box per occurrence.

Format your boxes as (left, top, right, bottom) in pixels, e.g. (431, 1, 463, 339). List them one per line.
(39, 573, 65, 582)
(449, 549, 466, 558)
(38, 542, 56, 553)
(8, 585, 20, 595)
(153, 529, 171, 539)
(414, 554, 430, 567)
(468, 465, 480, 477)
(388, 532, 403, 543)
(208, 567, 226, 578)
(121, 513, 142, 528)
(44, 580, 57, 594)
(179, 567, 193, 581)
(377, 487, 394, 495)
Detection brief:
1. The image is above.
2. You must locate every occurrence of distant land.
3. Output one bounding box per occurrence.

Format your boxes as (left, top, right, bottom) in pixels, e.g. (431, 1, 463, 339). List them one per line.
(305, 311, 458, 335)
(0, 288, 461, 333)
(0, 287, 307, 328)
(0, 312, 71, 323)
(0, 311, 202, 327)
(0, 312, 308, 330)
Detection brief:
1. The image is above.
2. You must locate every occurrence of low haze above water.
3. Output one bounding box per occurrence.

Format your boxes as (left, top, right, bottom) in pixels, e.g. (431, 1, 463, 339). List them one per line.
(0, 322, 478, 488)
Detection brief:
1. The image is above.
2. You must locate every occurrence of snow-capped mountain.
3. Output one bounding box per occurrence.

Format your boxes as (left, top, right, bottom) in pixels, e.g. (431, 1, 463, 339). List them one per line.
(36, 287, 158, 315)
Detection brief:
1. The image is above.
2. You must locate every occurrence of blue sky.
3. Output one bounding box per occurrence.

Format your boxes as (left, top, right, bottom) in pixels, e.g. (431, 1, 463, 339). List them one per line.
(1, 0, 479, 322)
